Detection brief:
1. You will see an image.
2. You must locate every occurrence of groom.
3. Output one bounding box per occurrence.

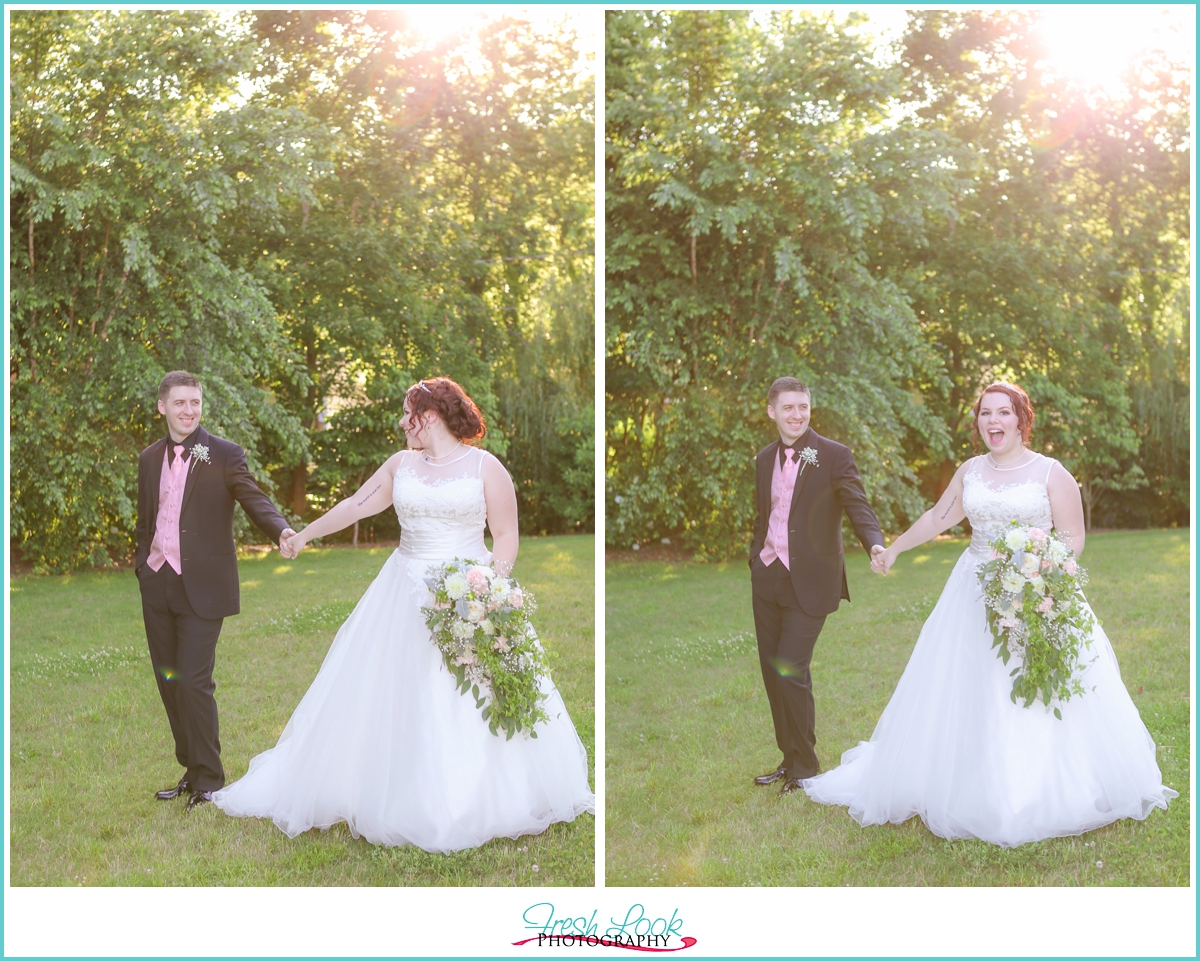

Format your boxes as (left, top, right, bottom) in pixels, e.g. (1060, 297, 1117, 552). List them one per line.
(748, 377, 885, 795)
(135, 371, 294, 811)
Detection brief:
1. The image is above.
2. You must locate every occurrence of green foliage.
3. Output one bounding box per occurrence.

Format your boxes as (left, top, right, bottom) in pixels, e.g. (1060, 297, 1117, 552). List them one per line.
(896, 11, 1189, 528)
(10, 11, 313, 570)
(11, 10, 595, 571)
(605, 10, 1189, 553)
(244, 11, 596, 538)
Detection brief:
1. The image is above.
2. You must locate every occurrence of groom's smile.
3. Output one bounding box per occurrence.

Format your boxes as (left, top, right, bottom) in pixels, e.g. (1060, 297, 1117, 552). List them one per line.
(767, 389, 811, 445)
(159, 385, 203, 443)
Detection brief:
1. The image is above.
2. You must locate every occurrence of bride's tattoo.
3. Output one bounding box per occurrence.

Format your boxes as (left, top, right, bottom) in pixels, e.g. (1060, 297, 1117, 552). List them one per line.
(357, 484, 381, 507)
(939, 495, 957, 520)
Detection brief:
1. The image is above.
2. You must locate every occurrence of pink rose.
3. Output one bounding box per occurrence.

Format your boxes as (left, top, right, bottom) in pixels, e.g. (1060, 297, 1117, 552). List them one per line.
(510, 589, 524, 608)
(1037, 596, 1054, 613)
(998, 617, 1019, 630)
(467, 569, 489, 592)
(1041, 558, 1052, 571)
(1029, 528, 1047, 542)
(1063, 558, 1078, 576)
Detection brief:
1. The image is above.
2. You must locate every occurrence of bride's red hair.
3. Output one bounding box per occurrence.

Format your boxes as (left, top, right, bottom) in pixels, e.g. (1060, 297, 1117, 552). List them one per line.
(405, 377, 486, 443)
(972, 382, 1035, 444)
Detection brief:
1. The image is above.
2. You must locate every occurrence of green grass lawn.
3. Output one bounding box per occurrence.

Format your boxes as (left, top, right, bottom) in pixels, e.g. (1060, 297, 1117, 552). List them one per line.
(10, 535, 595, 886)
(606, 530, 1190, 886)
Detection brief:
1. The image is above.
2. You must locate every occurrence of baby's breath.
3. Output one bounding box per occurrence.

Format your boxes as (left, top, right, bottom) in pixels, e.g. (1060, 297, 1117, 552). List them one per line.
(977, 521, 1096, 718)
(421, 558, 550, 739)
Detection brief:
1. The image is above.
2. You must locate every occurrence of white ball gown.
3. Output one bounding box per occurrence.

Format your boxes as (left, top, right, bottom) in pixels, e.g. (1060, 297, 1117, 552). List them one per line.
(213, 448, 595, 852)
(803, 452, 1176, 847)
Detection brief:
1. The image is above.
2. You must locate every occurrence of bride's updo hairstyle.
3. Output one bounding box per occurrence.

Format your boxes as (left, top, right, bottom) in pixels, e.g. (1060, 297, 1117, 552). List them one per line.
(405, 377, 487, 443)
(971, 381, 1034, 444)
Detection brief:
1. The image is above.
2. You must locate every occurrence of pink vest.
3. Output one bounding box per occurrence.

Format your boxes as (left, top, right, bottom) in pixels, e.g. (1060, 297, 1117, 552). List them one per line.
(147, 446, 187, 574)
(760, 449, 799, 569)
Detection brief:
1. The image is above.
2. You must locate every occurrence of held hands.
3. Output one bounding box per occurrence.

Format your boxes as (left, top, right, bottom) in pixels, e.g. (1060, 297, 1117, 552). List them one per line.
(278, 528, 305, 560)
(870, 543, 896, 576)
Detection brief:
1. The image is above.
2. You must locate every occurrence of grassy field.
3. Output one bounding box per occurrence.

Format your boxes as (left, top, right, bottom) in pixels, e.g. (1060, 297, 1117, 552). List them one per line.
(606, 530, 1191, 886)
(10, 535, 595, 886)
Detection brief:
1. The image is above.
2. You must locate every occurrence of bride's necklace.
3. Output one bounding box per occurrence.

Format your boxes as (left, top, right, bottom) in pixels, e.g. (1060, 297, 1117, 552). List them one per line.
(423, 441, 469, 465)
(986, 449, 1032, 471)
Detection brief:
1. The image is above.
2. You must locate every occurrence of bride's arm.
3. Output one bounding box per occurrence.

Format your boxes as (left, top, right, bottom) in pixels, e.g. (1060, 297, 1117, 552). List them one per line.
(482, 453, 519, 576)
(1046, 460, 1086, 556)
(872, 462, 969, 575)
(286, 452, 404, 554)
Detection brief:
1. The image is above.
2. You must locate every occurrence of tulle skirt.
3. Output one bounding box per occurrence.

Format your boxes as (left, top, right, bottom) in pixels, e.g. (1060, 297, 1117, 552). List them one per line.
(803, 548, 1177, 847)
(214, 550, 595, 852)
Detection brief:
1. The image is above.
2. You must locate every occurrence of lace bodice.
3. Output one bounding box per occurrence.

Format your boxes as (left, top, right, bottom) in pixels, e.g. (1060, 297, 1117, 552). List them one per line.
(962, 453, 1055, 557)
(392, 448, 489, 562)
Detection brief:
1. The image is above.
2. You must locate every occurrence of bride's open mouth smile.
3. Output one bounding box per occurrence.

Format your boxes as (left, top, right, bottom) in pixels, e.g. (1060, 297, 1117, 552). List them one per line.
(987, 428, 1005, 446)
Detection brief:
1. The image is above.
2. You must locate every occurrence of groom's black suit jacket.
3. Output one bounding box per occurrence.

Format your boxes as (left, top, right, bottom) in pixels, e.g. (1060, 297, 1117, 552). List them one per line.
(135, 425, 289, 620)
(749, 428, 884, 618)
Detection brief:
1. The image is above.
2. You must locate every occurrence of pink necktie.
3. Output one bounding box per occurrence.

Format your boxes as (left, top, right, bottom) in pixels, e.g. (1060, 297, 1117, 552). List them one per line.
(171, 445, 187, 485)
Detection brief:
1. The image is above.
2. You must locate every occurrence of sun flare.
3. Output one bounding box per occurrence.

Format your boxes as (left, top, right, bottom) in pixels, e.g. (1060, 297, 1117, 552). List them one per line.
(1035, 5, 1194, 97)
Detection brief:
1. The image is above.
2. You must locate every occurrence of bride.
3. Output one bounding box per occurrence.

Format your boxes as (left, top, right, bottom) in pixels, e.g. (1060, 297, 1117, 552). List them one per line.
(802, 382, 1176, 847)
(213, 377, 595, 852)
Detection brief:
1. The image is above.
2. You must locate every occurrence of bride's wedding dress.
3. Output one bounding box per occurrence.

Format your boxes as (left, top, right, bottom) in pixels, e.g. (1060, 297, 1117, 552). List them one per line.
(803, 453, 1176, 847)
(213, 448, 595, 852)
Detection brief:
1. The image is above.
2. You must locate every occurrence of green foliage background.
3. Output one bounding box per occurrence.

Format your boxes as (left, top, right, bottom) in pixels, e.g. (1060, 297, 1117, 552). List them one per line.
(11, 10, 595, 571)
(605, 10, 1190, 557)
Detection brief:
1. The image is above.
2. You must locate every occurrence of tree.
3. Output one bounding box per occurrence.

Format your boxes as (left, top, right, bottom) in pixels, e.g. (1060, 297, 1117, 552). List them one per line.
(606, 10, 951, 557)
(10, 10, 313, 570)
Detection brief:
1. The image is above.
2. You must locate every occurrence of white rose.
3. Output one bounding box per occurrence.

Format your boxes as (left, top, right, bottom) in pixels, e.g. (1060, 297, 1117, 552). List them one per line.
(444, 572, 468, 600)
(1004, 528, 1028, 551)
(1027, 573, 1045, 592)
(1000, 570, 1025, 594)
(465, 600, 486, 623)
(1019, 553, 1041, 576)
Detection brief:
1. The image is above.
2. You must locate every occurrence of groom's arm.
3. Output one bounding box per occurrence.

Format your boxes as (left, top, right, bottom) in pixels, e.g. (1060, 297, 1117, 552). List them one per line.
(831, 445, 884, 553)
(134, 453, 150, 571)
(749, 454, 767, 567)
(224, 444, 291, 546)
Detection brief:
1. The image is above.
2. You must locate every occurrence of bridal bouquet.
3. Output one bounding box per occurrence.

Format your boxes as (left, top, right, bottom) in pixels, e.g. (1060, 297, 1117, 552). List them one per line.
(977, 522, 1095, 718)
(421, 559, 550, 739)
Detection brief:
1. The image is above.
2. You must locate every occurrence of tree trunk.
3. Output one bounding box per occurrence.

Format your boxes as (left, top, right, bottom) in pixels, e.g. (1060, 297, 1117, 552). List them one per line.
(291, 463, 307, 516)
(352, 519, 359, 547)
(937, 458, 957, 498)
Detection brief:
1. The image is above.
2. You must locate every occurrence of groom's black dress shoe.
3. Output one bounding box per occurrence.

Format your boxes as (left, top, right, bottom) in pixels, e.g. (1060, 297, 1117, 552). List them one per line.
(186, 789, 214, 812)
(754, 764, 787, 787)
(155, 777, 190, 801)
(779, 777, 807, 796)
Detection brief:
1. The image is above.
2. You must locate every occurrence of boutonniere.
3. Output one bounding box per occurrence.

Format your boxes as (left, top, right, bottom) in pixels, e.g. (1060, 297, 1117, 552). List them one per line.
(189, 444, 210, 473)
(798, 446, 818, 475)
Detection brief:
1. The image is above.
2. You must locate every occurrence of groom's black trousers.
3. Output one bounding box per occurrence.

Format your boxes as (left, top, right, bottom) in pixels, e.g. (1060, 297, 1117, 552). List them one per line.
(139, 565, 225, 792)
(751, 558, 826, 780)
